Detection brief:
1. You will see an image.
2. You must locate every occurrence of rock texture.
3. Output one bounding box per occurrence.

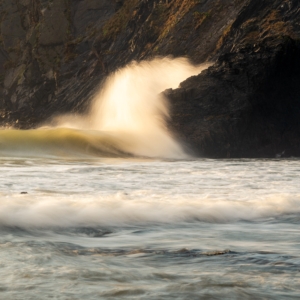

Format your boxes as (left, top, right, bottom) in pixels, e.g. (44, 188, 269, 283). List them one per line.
(168, 0, 300, 157)
(0, 0, 246, 127)
(0, 0, 299, 157)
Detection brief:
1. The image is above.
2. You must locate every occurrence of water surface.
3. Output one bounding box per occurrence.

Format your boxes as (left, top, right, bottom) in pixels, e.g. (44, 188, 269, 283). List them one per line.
(0, 157, 299, 299)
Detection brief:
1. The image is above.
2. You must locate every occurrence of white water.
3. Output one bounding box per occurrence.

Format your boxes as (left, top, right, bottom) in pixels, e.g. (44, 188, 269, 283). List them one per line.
(1, 159, 300, 228)
(1, 185, 300, 228)
(0, 58, 300, 299)
(0, 58, 209, 159)
(51, 57, 210, 158)
(0, 158, 300, 300)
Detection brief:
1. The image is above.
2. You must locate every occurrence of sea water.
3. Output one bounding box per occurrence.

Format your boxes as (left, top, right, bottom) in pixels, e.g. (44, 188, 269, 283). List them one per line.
(0, 157, 299, 299)
(0, 58, 299, 299)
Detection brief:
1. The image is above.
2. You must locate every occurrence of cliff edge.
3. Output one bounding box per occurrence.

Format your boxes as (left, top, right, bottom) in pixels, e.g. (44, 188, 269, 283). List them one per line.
(0, 0, 299, 157)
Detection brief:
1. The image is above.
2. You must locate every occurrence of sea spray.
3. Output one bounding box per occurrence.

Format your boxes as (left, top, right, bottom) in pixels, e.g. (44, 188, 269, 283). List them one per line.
(53, 57, 210, 158)
(0, 58, 209, 159)
(88, 57, 209, 158)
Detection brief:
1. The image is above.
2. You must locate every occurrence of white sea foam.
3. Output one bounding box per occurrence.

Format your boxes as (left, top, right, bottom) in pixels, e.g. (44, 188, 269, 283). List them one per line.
(52, 57, 210, 158)
(1, 192, 299, 228)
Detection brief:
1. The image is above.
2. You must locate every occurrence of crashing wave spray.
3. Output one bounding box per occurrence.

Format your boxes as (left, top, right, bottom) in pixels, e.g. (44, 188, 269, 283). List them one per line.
(86, 57, 209, 158)
(4, 57, 209, 159)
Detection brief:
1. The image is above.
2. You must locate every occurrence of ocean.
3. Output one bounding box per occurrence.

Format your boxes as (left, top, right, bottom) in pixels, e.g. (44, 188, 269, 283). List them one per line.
(0, 155, 299, 299)
(0, 58, 299, 299)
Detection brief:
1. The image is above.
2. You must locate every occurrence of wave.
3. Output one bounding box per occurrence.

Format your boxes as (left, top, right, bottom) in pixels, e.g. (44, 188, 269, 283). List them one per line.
(0, 128, 134, 158)
(1, 192, 299, 228)
(0, 58, 210, 159)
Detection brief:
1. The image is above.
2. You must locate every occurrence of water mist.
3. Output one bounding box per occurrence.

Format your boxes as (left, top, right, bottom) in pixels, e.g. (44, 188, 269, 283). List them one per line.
(87, 57, 209, 158)
(40, 57, 209, 158)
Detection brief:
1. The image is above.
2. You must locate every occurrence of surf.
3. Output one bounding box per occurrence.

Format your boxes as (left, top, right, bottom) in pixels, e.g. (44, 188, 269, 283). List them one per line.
(0, 57, 209, 159)
(0, 128, 130, 158)
(1, 191, 300, 228)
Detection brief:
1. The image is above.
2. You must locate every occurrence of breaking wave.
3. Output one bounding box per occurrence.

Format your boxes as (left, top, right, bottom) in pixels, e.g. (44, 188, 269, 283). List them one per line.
(0, 57, 209, 159)
(1, 192, 300, 228)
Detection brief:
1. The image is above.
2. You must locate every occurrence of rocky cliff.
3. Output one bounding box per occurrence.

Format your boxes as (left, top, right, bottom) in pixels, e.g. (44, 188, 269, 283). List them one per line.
(168, 0, 300, 157)
(0, 0, 299, 157)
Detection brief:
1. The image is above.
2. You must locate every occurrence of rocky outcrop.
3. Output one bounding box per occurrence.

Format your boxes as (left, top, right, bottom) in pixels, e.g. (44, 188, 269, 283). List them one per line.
(0, 0, 299, 158)
(0, 0, 246, 127)
(168, 0, 300, 158)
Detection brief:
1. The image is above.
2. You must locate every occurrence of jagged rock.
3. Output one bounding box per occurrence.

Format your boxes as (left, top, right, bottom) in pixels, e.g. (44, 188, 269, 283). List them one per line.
(1, 9, 26, 49)
(39, 0, 69, 46)
(72, 0, 115, 35)
(4, 64, 26, 89)
(0, 47, 9, 74)
(0, 0, 299, 157)
(168, 0, 300, 158)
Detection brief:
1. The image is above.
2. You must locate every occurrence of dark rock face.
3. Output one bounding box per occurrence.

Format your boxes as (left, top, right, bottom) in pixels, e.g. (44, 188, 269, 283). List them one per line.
(168, 0, 300, 158)
(169, 39, 300, 158)
(0, 0, 246, 128)
(39, 0, 69, 46)
(0, 0, 299, 158)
